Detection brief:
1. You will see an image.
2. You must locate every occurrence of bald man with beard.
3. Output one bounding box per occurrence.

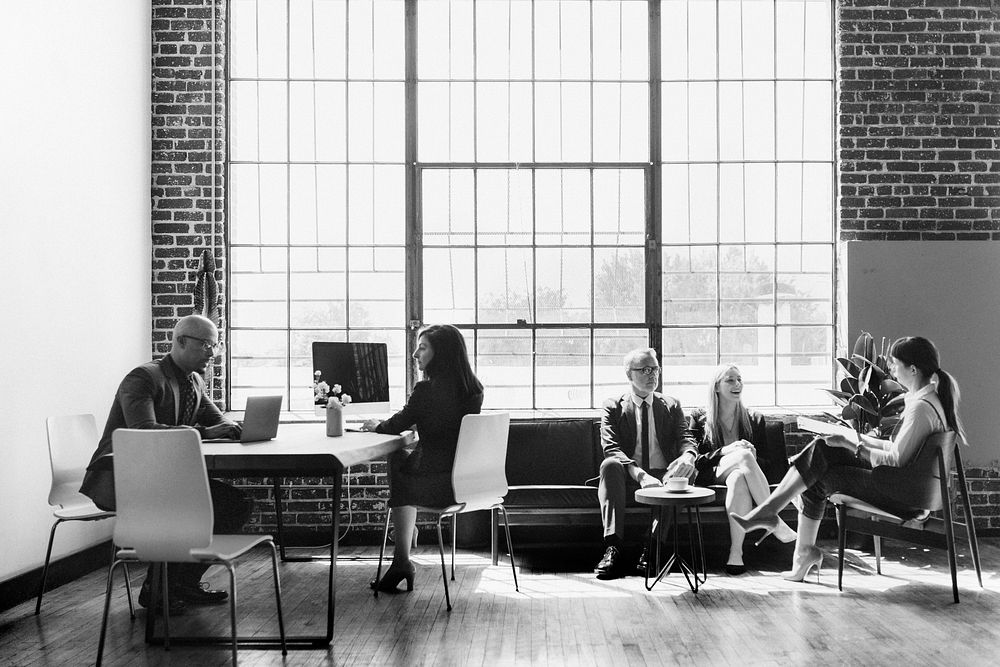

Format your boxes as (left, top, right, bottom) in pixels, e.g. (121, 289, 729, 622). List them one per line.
(81, 315, 252, 614)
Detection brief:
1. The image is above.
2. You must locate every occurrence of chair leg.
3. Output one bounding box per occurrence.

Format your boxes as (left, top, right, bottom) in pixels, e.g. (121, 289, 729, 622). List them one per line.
(873, 535, 882, 575)
(490, 507, 499, 566)
(497, 505, 519, 592)
(451, 514, 457, 581)
(436, 515, 452, 612)
(373, 509, 392, 598)
(95, 559, 126, 666)
(35, 518, 63, 615)
(274, 480, 287, 561)
(955, 449, 983, 587)
(836, 504, 846, 592)
(161, 565, 171, 650)
(226, 564, 238, 666)
(267, 541, 288, 655)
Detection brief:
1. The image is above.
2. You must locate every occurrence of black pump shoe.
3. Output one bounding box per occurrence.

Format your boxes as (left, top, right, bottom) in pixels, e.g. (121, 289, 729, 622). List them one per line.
(370, 562, 416, 593)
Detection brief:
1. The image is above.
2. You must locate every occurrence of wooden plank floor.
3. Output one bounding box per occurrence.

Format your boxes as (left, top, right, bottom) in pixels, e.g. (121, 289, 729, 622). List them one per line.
(2, 537, 998, 666)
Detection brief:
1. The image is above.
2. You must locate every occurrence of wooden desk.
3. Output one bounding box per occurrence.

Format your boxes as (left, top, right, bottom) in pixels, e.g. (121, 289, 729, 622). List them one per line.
(146, 425, 405, 650)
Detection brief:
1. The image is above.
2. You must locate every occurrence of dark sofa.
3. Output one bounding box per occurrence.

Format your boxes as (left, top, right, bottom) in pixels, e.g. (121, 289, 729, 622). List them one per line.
(490, 417, 789, 564)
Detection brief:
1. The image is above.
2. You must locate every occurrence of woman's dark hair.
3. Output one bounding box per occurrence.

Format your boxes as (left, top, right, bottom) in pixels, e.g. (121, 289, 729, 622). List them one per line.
(419, 324, 483, 397)
(890, 336, 966, 442)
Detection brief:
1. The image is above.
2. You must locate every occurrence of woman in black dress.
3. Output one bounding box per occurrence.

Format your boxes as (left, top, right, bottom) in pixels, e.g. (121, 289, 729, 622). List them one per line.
(363, 324, 484, 593)
(690, 364, 795, 574)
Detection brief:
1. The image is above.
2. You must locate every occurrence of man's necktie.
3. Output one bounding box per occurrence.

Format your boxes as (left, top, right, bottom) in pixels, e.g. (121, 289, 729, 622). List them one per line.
(640, 401, 650, 471)
(180, 375, 199, 425)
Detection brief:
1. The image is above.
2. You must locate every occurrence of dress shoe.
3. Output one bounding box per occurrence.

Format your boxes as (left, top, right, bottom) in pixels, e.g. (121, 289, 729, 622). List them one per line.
(594, 545, 625, 580)
(137, 582, 187, 616)
(370, 561, 416, 593)
(173, 582, 229, 605)
(724, 563, 747, 576)
(783, 546, 823, 583)
(634, 546, 650, 577)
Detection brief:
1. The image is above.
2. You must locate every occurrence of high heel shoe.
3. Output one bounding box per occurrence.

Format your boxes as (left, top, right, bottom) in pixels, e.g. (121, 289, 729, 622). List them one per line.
(370, 562, 415, 594)
(730, 512, 787, 546)
(783, 546, 823, 583)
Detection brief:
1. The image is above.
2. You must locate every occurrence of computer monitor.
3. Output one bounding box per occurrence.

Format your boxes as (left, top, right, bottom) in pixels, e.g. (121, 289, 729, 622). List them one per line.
(311, 342, 391, 415)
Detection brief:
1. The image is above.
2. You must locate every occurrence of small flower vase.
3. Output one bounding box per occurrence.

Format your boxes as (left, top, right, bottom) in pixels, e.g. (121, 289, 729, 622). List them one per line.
(326, 400, 344, 437)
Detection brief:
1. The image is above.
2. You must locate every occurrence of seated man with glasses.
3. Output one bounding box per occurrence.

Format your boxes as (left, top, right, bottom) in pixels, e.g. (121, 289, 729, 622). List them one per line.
(594, 347, 698, 579)
(80, 314, 252, 614)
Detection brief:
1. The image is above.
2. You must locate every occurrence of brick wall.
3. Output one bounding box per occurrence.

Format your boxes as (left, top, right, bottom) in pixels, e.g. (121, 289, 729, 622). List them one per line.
(148, 0, 1000, 542)
(839, 0, 1000, 240)
(151, 0, 227, 399)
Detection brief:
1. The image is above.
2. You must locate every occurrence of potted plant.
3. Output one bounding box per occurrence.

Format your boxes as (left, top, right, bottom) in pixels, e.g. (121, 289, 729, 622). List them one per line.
(823, 331, 907, 438)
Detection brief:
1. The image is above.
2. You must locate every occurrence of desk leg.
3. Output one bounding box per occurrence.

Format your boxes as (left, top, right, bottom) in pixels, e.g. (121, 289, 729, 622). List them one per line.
(274, 479, 288, 561)
(327, 466, 340, 644)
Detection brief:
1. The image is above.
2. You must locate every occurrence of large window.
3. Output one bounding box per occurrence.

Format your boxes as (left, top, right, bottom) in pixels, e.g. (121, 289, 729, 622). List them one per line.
(228, 0, 835, 411)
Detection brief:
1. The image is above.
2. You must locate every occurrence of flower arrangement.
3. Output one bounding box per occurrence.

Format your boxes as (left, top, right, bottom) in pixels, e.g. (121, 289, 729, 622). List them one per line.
(313, 370, 352, 407)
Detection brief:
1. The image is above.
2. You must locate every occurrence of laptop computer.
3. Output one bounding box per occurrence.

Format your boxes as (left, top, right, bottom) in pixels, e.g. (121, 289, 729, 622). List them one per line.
(205, 395, 283, 443)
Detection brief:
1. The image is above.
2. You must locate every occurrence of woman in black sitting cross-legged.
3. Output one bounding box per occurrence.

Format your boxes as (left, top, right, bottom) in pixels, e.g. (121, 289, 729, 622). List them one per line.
(732, 336, 965, 582)
(362, 324, 484, 593)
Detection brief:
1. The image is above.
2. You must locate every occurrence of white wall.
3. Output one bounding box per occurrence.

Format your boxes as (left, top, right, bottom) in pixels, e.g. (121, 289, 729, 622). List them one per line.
(0, 1, 151, 583)
(846, 241, 1000, 468)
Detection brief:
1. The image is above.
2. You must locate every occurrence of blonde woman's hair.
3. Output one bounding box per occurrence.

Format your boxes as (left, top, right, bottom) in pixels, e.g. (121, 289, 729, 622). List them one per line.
(704, 364, 752, 446)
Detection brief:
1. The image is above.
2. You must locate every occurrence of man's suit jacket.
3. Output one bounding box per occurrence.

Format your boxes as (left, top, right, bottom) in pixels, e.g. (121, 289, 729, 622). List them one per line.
(600, 392, 697, 472)
(79, 355, 229, 510)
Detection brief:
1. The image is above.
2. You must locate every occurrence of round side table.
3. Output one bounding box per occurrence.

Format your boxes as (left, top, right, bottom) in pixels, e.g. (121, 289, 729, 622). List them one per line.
(634, 486, 716, 592)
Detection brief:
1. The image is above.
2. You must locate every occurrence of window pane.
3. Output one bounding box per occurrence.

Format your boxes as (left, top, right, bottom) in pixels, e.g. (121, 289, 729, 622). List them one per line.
(776, 81, 833, 161)
(535, 329, 591, 408)
(229, 164, 288, 245)
(289, 164, 347, 245)
(776, 0, 832, 79)
(417, 82, 474, 162)
(477, 248, 533, 324)
(719, 163, 776, 243)
(776, 162, 833, 242)
(663, 245, 718, 325)
(477, 169, 533, 245)
(776, 244, 833, 325)
(423, 247, 475, 323)
(535, 248, 591, 323)
(536, 170, 590, 246)
(477, 329, 532, 409)
(347, 246, 405, 327)
(535, 82, 591, 162)
(719, 245, 775, 325)
(476, 0, 533, 80)
(594, 169, 645, 246)
(230, 328, 289, 409)
(593, 83, 649, 162)
(476, 82, 533, 162)
(593, 0, 648, 81)
(422, 169, 475, 246)
(289, 0, 346, 79)
(348, 165, 404, 245)
(534, 0, 590, 80)
(594, 248, 644, 323)
(719, 0, 774, 80)
(776, 325, 833, 405)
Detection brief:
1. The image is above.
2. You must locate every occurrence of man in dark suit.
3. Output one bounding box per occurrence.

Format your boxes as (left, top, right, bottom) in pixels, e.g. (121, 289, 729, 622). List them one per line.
(81, 315, 252, 613)
(595, 347, 698, 579)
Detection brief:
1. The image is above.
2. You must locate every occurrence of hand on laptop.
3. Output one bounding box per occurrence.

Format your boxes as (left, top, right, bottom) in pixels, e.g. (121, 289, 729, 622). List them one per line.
(360, 418, 381, 432)
(203, 422, 242, 440)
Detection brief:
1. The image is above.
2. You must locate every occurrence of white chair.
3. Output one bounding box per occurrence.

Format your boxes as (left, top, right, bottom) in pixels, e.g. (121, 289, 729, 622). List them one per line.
(96, 428, 286, 665)
(36, 414, 133, 617)
(373, 412, 518, 611)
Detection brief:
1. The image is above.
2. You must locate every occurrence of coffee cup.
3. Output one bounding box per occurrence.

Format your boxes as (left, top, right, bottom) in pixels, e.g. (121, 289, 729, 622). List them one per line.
(666, 477, 689, 492)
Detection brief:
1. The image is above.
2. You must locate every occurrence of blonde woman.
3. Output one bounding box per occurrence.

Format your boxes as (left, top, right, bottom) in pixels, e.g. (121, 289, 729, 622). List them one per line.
(689, 364, 795, 574)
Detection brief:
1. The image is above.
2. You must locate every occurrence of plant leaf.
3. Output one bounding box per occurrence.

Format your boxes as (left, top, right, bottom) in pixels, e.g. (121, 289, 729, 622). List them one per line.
(842, 404, 858, 421)
(880, 378, 905, 394)
(836, 357, 860, 379)
(850, 394, 878, 416)
(841, 377, 859, 395)
(859, 365, 872, 396)
(853, 331, 876, 364)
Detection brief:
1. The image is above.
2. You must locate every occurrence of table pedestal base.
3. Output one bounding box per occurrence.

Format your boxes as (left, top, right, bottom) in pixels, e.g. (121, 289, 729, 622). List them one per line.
(643, 504, 708, 593)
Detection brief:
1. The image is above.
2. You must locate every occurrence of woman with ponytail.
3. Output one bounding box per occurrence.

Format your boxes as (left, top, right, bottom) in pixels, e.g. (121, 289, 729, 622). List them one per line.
(730, 336, 963, 583)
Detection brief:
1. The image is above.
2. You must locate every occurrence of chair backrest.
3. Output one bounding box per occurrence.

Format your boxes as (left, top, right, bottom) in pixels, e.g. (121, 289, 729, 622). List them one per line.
(873, 430, 956, 511)
(46, 414, 100, 508)
(451, 413, 511, 507)
(111, 428, 214, 562)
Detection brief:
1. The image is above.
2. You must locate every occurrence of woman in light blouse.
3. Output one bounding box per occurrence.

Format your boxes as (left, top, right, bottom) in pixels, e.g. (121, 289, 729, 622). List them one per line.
(732, 336, 965, 582)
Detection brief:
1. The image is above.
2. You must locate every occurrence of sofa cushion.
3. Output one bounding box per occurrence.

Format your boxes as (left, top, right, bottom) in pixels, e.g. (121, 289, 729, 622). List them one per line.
(506, 419, 599, 487)
(506, 484, 597, 508)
